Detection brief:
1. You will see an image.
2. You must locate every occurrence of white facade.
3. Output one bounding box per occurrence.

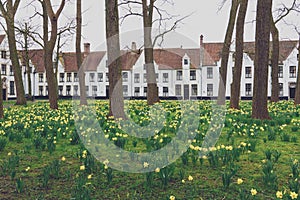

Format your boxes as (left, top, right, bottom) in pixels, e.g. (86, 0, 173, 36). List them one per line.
(1, 34, 299, 100)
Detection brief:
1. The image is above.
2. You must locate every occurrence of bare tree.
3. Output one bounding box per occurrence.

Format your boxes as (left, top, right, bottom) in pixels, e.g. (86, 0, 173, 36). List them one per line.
(0, 0, 26, 105)
(252, 0, 272, 120)
(106, 0, 126, 118)
(294, 28, 300, 105)
(271, 0, 298, 102)
(230, 0, 248, 109)
(217, 0, 239, 105)
(76, 0, 87, 105)
(42, 0, 65, 109)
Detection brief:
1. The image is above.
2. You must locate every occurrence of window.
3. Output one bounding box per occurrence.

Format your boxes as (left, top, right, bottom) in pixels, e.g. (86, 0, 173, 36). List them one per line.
(163, 87, 168, 96)
(66, 73, 71, 82)
(245, 83, 252, 96)
(123, 85, 128, 96)
(66, 85, 71, 96)
(9, 81, 15, 95)
(46, 86, 48, 96)
(74, 73, 79, 82)
(92, 86, 97, 96)
(190, 70, 196, 80)
(86, 86, 89, 96)
(207, 67, 213, 79)
(143, 73, 147, 83)
(98, 73, 103, 82)
(134, 73, 140, 83)
(1, 64, 6, 75)
(245, 67, 252, 78)
(39, 86, 44, 96)
(106, 73, 109, 82)
(184, 59, 188, 65)
(163, 73, 168, 83)
(176, 70, 182, 80)
(134, 87, 140, 96)
(89, 73, 95, 82)
(156, 73, 159, 82)
(290, 66, 296, 78)
(59, 73, 64, 82)
(143, 65, 147, 70)
(74, 85, 78, 96)
(1, 51, 6, 59)
(278, 65, 283, 78)
(144, 87, 147, 96)
(191, 84, 197, 96)
(9, 66, 13, 76)
(39, 73, 44, 82)
(279, 83, 283, 96)
(207, 84, 213, 97)
(122, 72, 128, 82)
(58, 86, 63, 95)
(175, 85, 181, 96)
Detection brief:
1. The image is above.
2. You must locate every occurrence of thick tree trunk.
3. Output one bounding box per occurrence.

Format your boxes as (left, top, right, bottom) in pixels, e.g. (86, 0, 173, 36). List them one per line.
(217, 0, 239, 105)
(76, 0, 87, 105)
(105, 0, 126, 119)
(252, 0, 272, 120)
(270, 16, 280, 103)
(143, 0, 159, 105)
(230, 0, 248, 109)
(0, 73, 3, 119)
(294, 35, 300, 105)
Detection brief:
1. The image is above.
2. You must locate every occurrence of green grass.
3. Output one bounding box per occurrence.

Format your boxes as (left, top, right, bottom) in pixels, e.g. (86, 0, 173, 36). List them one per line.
(0, 100, 299, 199)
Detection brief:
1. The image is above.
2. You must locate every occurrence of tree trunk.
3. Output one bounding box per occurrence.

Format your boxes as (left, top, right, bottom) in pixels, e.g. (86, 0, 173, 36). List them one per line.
(43, 0, 65, 110)
(105, 0, 126, 119)
(230, 0, 248, 109)
(0, 73, 3, 119)
(217, 0, 239, 105)
(143, 0, 159, 105)
(270, 16, 280, 103)
(24, 23, 32, 100)
(252, 0, 272, 120)
(76, 0, 87, 105)
(294, 35, 300, 105)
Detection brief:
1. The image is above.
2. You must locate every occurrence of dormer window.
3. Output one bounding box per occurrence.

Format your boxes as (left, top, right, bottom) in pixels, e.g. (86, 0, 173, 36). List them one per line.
(184, 59, 188, 65)
(1, 51, 6, 59)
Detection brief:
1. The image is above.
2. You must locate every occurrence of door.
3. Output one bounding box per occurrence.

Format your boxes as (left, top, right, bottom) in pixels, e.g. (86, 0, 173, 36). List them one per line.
(106, 86, 109, 99)
(2, 89, 6, 101)
(184, 85, 189, 100)
(290, 87, 296, 99)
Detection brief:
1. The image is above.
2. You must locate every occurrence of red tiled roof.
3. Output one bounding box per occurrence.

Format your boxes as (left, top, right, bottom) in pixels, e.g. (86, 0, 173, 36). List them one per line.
(61, 52, 85, 72)
(120, 50, 142, 70)
(244, 40, 298, 63)
(0, 35, 5, 44)
(202, 43, 223, 65)
(19, 49, 45, 73)
(83, 51, 106, 71)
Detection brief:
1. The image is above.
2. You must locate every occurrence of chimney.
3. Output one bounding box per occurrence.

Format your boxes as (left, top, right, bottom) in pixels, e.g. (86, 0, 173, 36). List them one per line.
(84, 43, 90, 55)
(200, 35, 204, 47)
(131, 42, 137, 54)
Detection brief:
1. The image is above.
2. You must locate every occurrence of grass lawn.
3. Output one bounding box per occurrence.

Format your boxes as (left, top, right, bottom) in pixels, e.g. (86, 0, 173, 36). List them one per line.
(0, 100, 299, 200)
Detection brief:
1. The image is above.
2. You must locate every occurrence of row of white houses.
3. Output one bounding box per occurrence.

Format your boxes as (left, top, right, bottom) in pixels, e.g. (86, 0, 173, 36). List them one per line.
(1, 34, 299, 100)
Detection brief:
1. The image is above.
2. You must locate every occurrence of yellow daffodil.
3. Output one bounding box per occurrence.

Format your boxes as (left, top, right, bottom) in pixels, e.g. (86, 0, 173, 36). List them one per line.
(237, 178, 243, 185)
(290, 191, 298, 199)
(251, 188, 257, 196)
(276, 191, 283, 199)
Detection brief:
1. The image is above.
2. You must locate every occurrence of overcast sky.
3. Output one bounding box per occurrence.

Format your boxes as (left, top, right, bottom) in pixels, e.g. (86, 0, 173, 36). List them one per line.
(2, 0, 300, 51)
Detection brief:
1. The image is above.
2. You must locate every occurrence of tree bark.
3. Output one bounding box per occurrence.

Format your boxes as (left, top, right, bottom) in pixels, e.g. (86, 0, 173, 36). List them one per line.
(0, 0, 26, 105)
(0, 73, 3, 119)
(143, 0, 159, 105)
(270, 16, 280, 103)
(252, 0, 272, 120)
(43, 0, 65, 110)
(23, 23, 32, 100)
(294, 35, 300, 105)
(230, 0, 248, 109)
(105, 0, 126, 119)
(217, 0, 239, 105)
(76, 0, 87, 105)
